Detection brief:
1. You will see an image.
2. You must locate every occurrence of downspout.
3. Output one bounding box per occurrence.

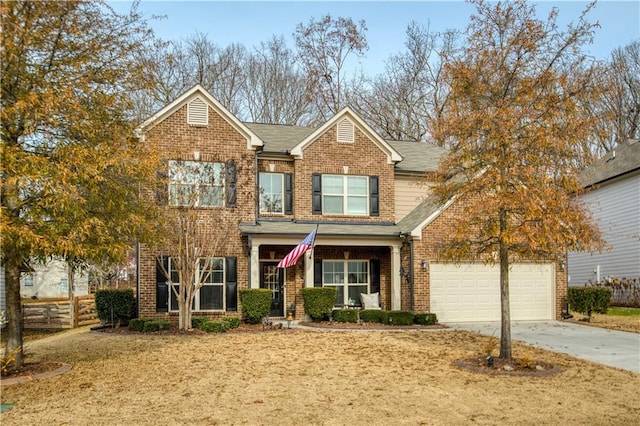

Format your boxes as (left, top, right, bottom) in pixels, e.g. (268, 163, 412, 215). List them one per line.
(136, 242, 140, 318)
(408, 236, 414, 312)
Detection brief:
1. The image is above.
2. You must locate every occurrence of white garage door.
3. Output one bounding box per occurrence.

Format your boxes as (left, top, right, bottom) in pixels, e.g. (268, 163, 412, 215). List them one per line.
(430, 263, 554, 322)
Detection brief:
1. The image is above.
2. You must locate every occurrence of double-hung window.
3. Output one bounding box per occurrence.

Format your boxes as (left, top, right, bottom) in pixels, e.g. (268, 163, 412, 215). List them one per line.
(322, 175, 368, 215)
(169, 257, 225, 311)
(322, 260, 369, 306)
(259, 173, 283, 213)
(168, 160, 224, 207)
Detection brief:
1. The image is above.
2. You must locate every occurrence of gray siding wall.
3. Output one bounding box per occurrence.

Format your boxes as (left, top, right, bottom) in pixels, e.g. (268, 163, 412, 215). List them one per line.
(568, 173, 640, 285)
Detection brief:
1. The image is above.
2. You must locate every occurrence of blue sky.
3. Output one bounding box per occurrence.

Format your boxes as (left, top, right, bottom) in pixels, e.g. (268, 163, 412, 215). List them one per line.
(110, 1, 639, 75)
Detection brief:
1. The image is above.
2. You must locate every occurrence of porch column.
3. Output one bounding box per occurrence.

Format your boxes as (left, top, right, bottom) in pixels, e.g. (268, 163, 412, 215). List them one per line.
(391, 244, 401, 310)
(304, 248, 314, 288)
(250, 244, 260, 289)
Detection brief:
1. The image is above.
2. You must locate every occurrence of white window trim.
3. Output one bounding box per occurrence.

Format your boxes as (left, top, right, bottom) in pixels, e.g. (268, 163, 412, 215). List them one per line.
(322, 174, 369, 216)
(168, 257, 226, 312)
(168, 160, 225, 207)
(259, 172, 284, 214)
(322, 260, 370, 306)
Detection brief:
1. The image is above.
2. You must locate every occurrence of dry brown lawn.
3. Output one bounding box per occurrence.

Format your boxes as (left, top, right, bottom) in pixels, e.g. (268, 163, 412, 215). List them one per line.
(1, 325, 638, 425)
(566, 311, 640, 333)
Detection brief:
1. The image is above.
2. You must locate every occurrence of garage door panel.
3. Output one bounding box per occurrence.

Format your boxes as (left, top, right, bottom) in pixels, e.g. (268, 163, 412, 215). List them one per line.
(430, 263, 554, 322)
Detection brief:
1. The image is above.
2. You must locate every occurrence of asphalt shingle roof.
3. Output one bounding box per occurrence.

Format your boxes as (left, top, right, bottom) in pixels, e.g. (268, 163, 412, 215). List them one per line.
(239, 221, 400, 237)
(580, 139, 640, 187)
(244, 123, 315, 154)
(244, 122, 447, 173)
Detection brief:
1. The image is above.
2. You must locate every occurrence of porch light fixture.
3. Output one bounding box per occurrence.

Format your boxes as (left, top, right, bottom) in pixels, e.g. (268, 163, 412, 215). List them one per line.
(421, 259, 428, 270)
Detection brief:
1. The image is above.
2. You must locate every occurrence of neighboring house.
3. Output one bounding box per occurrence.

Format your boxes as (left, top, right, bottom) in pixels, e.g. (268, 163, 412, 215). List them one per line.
(568, 139, 640, 285)
(137, 85, 566, 323)
(0, 259, 89, 308)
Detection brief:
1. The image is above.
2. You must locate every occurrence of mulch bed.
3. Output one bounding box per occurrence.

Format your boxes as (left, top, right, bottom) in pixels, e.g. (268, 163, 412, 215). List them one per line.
(300, 321, 448, 330)
(455, 356, 561, 377)
(1, 362, 67, 381)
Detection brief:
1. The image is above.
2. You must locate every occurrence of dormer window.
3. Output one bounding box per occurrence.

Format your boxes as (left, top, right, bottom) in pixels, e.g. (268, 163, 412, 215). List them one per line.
(187, 97, 208, 125)
(337, 118, 354, 143)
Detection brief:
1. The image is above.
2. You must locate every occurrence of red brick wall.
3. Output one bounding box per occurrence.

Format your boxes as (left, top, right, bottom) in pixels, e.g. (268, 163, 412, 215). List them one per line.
(410, 198, 567, 320)
(293, 125, 395, 222)
(138, 104, 256, 320)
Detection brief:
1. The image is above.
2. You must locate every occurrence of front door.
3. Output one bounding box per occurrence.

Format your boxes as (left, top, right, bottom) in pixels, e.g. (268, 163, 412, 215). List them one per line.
(260, 262, 284, 317)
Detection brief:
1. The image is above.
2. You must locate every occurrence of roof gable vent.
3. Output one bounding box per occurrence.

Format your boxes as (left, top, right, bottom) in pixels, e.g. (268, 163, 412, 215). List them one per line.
(337, 118, 354, 143)
(187, 97, 208, 126)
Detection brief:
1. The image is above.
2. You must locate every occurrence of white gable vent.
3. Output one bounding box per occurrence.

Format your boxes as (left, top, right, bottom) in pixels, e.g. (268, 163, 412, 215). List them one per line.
(337, 118, 354, 143)
(187, 97, 208, 126)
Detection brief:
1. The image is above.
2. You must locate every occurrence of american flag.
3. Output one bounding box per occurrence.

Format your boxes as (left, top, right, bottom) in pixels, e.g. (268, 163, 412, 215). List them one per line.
(277, 228, 317, 268)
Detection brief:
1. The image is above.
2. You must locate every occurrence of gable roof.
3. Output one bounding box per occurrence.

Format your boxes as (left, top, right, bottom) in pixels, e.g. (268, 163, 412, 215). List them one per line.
(397, 192, 456, 239)
(136, 84, 263, 150)
(289, 108, 403, 164)
(580, 139, 640, 187)
(389, 140, 447, 173)
(244, 123, 315, 154)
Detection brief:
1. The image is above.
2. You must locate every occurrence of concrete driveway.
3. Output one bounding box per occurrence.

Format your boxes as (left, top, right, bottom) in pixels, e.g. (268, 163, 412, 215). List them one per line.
(448, 321, 640, 373)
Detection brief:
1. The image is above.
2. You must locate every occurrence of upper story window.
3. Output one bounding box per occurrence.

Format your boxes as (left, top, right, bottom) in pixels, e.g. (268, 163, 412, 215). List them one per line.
(259, 173, 283, 213)
(323, 175, 368, 215)
(259, 172, 293, 215)
(168, 160, 224, 207)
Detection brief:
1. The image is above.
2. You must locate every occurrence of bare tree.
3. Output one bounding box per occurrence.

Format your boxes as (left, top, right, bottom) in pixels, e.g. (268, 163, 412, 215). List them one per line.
(596, 40, 640, 151)
(350, 22, 456, 143)
(155, 160, 241, 329)
(243, 36, 312, 125)
(294, 14, 368, 121)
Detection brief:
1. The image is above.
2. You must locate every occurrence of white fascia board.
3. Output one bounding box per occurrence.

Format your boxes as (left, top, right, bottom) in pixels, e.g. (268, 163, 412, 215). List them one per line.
(136, 84, 263, 150)
(410, 196, 457, 239)
(290, 107, 402, 164)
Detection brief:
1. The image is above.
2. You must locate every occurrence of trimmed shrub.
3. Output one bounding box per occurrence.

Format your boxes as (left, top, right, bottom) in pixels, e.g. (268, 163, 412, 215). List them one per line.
(568, 287, 612, 320)
(359, 309, 384, 323)
(302, 287, 337, 321)
(128, 318, 151, 332)
(332, 309, 358, 323)
(239, 289, 272, 324)
(143, 319, 171, 332)
(222, 316, 241, 329)
(414, 313, 438, 325)
(201, 320, 229, 333)
(95, 289, 135, 325)
(385, 310, 414, 326)
(191, 316, 208, 330)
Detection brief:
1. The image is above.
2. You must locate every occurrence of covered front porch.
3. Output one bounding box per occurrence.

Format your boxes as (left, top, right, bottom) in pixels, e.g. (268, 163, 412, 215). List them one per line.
(240, 222, 403, 316)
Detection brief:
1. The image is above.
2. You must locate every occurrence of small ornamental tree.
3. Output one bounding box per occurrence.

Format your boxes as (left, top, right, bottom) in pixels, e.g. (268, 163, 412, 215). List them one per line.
(154, 158, 250, 330)
(431, 0, 606, 359)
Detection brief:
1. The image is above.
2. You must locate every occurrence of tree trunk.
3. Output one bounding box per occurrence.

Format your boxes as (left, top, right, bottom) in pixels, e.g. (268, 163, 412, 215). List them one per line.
(499, 210, 512, 359)
(4, 256, 24, 370)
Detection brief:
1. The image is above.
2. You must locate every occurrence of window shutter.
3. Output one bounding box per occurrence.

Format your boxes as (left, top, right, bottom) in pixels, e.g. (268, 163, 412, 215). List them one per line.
(284, 173, 293, 215)
(225, 160, 237, 207)
(312, 173, 322, 215)
(337, 118, 354, 143)
(156, 257, 169, 312)
(370, 259, 380, 295)
(187, 97, 208, 125)
(225, 257, 238, 311)
(369, 176, 379, 217)
(156, 170, 168, 205)
(314, 259, 323, 287)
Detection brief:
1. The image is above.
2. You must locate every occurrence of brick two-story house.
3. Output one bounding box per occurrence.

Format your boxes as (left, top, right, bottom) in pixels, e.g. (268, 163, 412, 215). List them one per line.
(136, 85, 567, 323)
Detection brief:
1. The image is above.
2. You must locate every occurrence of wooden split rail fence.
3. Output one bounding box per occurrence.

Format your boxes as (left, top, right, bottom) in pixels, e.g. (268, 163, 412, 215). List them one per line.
(22, 295, 100, 329)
